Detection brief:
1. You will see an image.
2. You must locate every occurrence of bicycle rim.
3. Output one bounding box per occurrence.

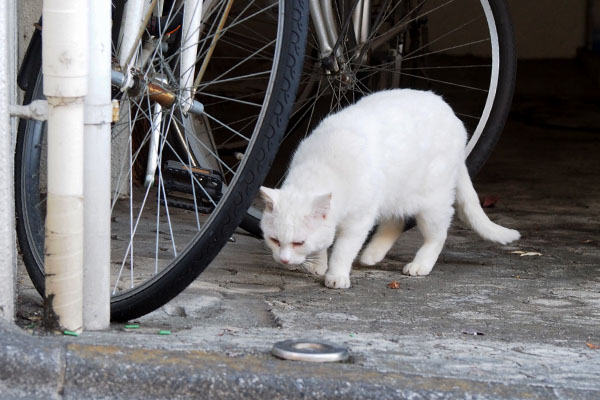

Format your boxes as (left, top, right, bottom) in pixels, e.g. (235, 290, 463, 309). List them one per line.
(16, 0, 308, 320)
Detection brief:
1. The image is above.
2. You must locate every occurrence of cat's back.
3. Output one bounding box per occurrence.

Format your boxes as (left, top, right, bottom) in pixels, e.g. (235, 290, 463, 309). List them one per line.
(353, 88, 446, 109)
(333, 89, 457, 127)
(310, 89, 464, 149)
(290, 89, 466, 173)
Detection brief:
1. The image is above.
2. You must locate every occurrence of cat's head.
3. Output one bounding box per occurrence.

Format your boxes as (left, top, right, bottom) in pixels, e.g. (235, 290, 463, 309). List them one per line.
(259, 186, 335, 265)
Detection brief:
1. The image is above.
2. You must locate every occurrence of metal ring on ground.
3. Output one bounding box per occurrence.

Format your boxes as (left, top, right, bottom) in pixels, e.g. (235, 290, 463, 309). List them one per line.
(271, 339, 349, 362)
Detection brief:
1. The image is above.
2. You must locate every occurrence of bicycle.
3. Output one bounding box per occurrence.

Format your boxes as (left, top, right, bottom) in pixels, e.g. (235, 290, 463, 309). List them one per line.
(16, 0, 515, 321)
(240, 0, 517, 236)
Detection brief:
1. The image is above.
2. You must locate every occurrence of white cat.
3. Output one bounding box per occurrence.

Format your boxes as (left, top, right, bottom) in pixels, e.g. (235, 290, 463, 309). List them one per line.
(260, 89, 520, 289)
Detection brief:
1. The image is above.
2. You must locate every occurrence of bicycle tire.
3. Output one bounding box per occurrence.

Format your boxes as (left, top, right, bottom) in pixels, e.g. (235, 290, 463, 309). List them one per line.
(16, 0, 309, 321)
(242, 0, 517, 235)
(464, 0, 516, 177)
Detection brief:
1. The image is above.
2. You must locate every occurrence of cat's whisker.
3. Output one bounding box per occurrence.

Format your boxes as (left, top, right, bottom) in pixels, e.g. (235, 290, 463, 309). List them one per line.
(299, 261, 315, 274)
(303, 261, 315, 268)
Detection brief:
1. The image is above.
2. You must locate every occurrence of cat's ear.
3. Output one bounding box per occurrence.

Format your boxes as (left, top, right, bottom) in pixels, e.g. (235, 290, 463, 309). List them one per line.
(312, 193, 332, 220)
(259, 186, 279, 212)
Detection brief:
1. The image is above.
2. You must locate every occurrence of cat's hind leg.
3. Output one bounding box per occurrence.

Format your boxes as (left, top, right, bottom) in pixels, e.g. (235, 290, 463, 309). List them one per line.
(403, 206, 453, 276)
(359, 219, 404, 266)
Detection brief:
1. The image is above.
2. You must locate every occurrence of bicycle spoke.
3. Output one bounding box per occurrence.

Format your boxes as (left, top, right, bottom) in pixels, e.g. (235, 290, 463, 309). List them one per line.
(113, 103, 179, 291)
(199, 91, 263, 108)
(201, 88, 269, 107)
(157, 120, 222, 208)
(113, 166, 156, 294)
(398, 64, 492, 71)
(402, 15, 484, 59)
(402, 38, 491, 63)
(195, 45, 275, 90)
(285, 79, 328, 139)
(350, 60, 491, 92)
(197, 69, 273, 90)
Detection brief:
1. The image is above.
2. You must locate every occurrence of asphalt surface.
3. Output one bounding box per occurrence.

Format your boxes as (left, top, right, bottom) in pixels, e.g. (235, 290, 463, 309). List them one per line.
(4, 60, 600, 399)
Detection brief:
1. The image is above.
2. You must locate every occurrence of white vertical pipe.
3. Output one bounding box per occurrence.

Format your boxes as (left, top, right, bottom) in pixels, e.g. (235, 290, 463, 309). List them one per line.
(83, 0, 111, 330)
(43, 0, 88, 333)
(181, 0, 203, 113)
(0, 0, 16, 321)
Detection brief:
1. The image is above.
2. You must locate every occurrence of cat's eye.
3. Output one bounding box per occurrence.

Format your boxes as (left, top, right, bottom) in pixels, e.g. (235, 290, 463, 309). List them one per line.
(292, 241, 305, 247)
(270, 237, 280, 246)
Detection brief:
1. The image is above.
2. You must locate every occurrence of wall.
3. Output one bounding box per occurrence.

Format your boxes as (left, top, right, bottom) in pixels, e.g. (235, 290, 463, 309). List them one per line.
(508, 0, 587, 59)
(17, 2, 41, 70)
(0, 0, 17, 320)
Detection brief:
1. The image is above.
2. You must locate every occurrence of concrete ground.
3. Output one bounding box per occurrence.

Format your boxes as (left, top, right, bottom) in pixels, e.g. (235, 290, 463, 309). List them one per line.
(5, 60, 600, 399)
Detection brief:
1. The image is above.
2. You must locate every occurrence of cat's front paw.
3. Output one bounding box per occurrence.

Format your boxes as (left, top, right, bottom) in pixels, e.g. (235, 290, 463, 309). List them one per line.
(402, 262, 433, 276)
(324, 273, 351, 289)
(304, 262, 327, 276)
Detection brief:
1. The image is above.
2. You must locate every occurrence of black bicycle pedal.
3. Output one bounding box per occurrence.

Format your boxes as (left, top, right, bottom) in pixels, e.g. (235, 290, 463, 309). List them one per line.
(162, 160, 223, 213)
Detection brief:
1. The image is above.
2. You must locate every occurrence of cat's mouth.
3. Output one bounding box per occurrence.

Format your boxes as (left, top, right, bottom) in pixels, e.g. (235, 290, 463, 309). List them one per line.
(274, 251, 306, 266)
(279, 258, 303, 266)
(276, 255, 305, 267)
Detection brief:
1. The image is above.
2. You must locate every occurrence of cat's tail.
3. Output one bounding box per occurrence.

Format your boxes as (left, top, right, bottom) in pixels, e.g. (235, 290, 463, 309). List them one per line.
(455, 164, 520, 244)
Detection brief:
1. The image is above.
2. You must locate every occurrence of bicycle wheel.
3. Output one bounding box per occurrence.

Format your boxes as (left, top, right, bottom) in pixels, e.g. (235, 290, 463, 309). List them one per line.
(239, 0, 516, 235)
(269, 0, 515, 184)
(15, 0, 309, 321)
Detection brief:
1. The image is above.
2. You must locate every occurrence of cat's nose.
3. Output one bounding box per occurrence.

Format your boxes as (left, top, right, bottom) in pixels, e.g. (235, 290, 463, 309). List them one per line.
(279, 247, 292, 264)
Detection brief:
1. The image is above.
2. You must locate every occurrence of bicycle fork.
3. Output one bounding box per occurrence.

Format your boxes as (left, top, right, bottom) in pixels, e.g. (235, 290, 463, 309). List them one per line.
(309, 0, 371, 73)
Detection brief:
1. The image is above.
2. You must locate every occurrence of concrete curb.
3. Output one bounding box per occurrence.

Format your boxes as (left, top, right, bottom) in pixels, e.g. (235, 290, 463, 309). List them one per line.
(1, 320, 597, 399)
(0, 320, 63, 399)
